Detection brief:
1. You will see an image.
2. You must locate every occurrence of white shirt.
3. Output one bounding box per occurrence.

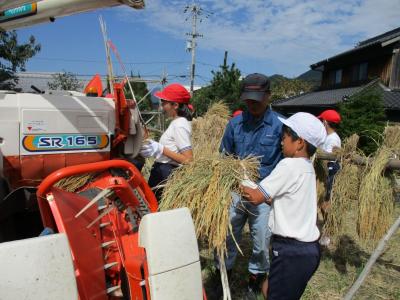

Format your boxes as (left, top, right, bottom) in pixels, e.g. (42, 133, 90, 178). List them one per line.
(321, 132, 341, 153)
(258, 157, 320, 242)
(156, 117, 192, 165)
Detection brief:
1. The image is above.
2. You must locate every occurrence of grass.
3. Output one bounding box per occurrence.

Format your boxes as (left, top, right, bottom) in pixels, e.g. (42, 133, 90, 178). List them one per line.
(201, 202, 400, 300)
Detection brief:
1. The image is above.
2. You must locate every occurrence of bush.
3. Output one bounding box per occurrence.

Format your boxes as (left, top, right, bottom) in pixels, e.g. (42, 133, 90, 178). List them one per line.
(338, 86, 386, 155)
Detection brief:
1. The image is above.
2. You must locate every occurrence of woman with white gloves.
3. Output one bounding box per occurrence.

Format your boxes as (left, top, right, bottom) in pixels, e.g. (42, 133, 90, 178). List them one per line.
(140, 83, 193, 202)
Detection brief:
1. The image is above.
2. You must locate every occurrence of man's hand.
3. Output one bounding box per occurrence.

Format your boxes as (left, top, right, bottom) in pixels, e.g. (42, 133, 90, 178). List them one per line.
(240, 185, 271, 205)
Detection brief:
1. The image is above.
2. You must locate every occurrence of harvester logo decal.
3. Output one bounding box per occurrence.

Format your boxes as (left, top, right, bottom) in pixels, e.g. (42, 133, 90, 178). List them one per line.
(22, 134, 109, 152)
(0, 3, 37, 24)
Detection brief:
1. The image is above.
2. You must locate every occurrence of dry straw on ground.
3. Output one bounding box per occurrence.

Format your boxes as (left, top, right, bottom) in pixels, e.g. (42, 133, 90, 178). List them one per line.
(322, 134, 361, 240)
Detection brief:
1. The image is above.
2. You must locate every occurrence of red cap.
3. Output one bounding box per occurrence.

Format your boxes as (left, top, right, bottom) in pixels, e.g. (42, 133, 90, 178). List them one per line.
(188, 104, 194, 112)
(155, 83, 191, 104)
(318, 109, 341, 123)
(232, 110, 243, 117)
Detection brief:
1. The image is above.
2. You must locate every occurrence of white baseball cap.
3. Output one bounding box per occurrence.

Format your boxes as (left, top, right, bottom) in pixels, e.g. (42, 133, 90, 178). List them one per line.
(278, 112, 327, 148)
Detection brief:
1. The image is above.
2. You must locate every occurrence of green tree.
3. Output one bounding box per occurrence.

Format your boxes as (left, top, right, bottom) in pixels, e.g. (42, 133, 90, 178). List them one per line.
(191, 52, 242, 115)
(270, 75, 312, 101)
(123, 76, 151, 111)
(0, 30, 41, 91)
(48, 71, 82, 91)
(338, 85, 386, 155)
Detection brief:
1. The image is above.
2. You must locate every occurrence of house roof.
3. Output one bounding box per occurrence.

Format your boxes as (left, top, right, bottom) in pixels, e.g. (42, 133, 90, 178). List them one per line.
(273, 86, 363, 107)
(311, 27, 400, 69)
(273, 82, 400, 110)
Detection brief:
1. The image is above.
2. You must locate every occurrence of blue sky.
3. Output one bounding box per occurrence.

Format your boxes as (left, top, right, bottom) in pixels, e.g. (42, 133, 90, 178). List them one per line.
(16, 0, 400, 87)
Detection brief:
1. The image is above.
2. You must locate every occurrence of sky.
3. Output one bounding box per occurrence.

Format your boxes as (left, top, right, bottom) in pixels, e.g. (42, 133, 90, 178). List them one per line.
(15, 0, 400, 87)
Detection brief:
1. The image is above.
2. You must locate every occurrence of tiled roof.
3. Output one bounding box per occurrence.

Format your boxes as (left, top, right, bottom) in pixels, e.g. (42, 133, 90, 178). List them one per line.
(383, 90, 400, 109)
(311, 27, 400, 69)
(273, 83, 400, 110)
(273, 86, 363, 107)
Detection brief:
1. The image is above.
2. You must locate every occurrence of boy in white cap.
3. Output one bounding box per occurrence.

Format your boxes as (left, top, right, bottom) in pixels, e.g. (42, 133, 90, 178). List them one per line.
(241, 112, 326, 300)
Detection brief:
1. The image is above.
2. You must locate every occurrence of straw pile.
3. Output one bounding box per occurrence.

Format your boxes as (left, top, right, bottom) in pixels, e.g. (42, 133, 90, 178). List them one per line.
(191, 101, 229, 157)
(322, 134, 361, 239)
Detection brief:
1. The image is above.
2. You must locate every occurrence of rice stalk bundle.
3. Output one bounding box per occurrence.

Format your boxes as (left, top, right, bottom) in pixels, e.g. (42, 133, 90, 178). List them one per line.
(204, 101, 230, 120)
(357, 147, 393, 242)
(191, 102, 229, 157)
(54, 173, 96, 193)
(323, 134, 361, 239)
(383, 125, 400, 155)
(159, 155, 259, 257)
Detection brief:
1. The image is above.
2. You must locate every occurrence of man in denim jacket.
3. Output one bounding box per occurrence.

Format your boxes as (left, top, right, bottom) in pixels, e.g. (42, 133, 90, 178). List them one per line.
(216, 73, 283, 299)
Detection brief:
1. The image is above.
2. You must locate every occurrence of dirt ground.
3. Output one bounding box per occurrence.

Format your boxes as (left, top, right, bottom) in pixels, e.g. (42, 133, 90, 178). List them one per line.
(201, 203, 400, 300)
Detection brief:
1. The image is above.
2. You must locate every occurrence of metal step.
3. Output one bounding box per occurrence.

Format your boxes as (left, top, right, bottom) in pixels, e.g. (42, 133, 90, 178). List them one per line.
(101, 240, 116, 248)
(104, 262, 118, 270)
(75, 188, 114, 218)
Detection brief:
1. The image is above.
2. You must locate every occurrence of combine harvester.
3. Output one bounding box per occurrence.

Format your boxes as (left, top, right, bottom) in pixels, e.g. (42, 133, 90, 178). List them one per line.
(0, 1, 204, 299)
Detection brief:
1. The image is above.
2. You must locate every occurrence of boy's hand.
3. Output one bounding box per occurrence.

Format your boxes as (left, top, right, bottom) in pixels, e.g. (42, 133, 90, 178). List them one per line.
(240, 185, 270, 205)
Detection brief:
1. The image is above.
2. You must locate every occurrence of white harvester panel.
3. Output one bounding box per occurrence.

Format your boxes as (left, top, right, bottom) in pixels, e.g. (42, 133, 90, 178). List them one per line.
(0, 91, 116, 156)
(139, 207, 203, 300)
(0, 233, 78, 300)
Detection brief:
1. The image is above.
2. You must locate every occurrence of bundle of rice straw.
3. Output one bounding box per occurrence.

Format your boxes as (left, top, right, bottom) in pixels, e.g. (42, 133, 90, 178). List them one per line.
(357, 147, 393, 242)
(54, 173, 96, 193)
(161, 102, 257, 299)
(383, 125, 400, 156)
(357, 126, 399, 242)
(191, 101, 229, 157)
(322, 134, 361, 240)
(160, 156, 258, 255)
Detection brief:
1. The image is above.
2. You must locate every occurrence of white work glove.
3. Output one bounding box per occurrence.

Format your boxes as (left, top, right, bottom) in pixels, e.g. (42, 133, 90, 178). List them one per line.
(241, 178, 258, 189)
(140, 140, 164, 159)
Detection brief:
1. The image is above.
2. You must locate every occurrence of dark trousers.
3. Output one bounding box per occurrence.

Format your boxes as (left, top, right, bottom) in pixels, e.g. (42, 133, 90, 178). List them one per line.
(148, 162, 177, 203)
(267, 236, 321, 300)
(325, 161, 340, 201)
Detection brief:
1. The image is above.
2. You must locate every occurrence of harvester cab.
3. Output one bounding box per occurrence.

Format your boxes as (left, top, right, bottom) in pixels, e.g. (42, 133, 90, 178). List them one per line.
(0, 1, 204, 299)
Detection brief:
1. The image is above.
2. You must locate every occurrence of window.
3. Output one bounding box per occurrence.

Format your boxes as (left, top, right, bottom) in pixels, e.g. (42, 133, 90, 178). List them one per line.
(351, 62, 368, 83)
(329, 69, 343, 86)
(359, 62, 368, 80)
(335, 69, 342, 84)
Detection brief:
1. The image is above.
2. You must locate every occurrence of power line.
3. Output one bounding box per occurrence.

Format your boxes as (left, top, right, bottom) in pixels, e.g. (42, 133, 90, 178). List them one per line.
(30, 57, 189, 65)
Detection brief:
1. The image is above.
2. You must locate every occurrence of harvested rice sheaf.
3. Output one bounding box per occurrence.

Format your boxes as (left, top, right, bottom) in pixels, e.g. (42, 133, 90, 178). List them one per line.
(54, 173, 96, 193)
(160, 155, 259, 257)
(322, 134, 362, 240)
(357, 147, 394, 242)
(191, 101, 229, 157)
(356, 125, 399, 242)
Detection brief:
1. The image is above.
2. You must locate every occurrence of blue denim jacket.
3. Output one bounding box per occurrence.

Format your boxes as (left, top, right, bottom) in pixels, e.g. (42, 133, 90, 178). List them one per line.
(220, 109, 283, 181)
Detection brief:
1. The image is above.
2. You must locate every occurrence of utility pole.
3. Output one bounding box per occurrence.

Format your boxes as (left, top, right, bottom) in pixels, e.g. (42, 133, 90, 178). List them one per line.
(185, 3, 211, 96)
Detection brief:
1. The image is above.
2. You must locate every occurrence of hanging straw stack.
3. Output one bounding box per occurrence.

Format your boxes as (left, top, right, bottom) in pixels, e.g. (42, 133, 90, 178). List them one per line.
(322, 134, 362, 240)
(356, 125, 399, 242)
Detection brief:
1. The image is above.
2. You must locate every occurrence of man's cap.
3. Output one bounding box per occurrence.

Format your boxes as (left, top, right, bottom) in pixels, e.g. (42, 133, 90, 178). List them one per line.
(240, 73, 271, 102)
(278, 112, 327, 148)
(318, 109, 341, 124)
(154, 83, 191, 104)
